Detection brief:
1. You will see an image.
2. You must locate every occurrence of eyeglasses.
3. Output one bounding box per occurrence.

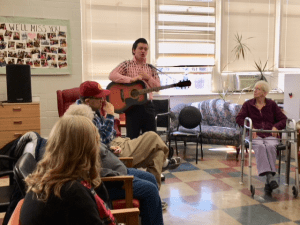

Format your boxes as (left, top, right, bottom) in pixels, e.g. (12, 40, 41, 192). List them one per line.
(253, 87, 262, 91)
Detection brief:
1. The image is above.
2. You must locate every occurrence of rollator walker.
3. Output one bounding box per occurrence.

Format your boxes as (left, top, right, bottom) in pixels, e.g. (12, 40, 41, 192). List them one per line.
(240, 117, 299, 198)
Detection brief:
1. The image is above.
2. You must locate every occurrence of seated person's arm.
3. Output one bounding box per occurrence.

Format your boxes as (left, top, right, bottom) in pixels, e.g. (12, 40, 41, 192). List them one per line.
(236, 104, 249, 127)
(271, 103, 287, 138)
(97, 102, 116, 145)
(273, 103, 288, 131)
(236, 103, 258, 139)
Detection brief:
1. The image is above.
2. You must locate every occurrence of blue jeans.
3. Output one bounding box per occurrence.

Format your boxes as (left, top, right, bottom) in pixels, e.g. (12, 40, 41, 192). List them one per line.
(107, 168, 164, 225)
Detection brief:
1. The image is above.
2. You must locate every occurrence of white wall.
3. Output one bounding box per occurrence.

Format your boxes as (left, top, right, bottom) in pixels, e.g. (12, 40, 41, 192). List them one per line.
(284, 74, 300, 121)
(0, 0, 82, 137)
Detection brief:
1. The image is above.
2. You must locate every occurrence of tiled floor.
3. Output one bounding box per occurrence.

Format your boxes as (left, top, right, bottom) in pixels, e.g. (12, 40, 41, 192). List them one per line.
(1, 144, 300, 225)
(161, 144, 300, 225)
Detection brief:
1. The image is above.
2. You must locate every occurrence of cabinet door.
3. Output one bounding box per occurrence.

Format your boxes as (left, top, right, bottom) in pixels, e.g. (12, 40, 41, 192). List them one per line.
(0, 104, 40, 118)
(0, 117, 40, 131)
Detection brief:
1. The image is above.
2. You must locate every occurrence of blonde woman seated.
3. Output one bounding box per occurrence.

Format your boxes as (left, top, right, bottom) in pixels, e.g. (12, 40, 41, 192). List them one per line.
(236, 81, 287, 193)
(20, 115, 117, 225)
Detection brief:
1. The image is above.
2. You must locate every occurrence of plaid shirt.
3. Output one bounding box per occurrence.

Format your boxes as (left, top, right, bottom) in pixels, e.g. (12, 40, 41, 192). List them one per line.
(109, 56, 161, 99)
(76, 100, 116, 145)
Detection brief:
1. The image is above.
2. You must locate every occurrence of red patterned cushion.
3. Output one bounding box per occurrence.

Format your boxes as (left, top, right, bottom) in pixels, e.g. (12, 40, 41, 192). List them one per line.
(112, 199, 140, 209)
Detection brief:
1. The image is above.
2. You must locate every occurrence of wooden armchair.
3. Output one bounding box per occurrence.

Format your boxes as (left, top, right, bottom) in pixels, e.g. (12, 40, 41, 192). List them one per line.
(56, 87, 121, 137)
(102, 157, 140, 224)
(102, 175, 139, 224)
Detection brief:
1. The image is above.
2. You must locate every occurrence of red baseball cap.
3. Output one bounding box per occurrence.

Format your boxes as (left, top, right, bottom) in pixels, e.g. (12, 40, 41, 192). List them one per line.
(79, 81, 110, 98)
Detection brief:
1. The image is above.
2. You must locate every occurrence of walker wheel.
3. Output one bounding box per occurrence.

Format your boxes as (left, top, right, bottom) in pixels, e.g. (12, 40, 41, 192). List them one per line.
(250, 185, 255, 198)
(292, 186, 298, 198)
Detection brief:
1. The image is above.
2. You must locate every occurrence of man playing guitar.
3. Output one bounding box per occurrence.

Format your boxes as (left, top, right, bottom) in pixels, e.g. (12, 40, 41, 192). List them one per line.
(109, 38, 160, 139)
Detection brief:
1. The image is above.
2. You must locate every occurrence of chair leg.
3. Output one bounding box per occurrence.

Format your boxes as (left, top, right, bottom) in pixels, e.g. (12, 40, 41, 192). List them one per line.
(200, 135, 203, 159)
(278, 150, 281, 175)
(168, 142, 173, 159)
(196, 139, 199, 164)
(183, 140, 187, 156)
(236, 146, 240, 161)
(175, 137, 179, 156)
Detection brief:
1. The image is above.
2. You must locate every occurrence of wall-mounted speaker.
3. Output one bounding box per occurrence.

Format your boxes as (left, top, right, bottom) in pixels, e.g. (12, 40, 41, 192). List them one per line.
(6, 64, 32, 103)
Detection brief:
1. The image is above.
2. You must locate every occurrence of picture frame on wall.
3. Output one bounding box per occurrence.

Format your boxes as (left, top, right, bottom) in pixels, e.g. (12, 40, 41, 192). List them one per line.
(0, 16, 72, 75)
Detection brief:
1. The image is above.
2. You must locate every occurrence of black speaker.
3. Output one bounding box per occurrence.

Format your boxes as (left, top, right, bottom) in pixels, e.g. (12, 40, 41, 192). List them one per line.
(6, 64, 32, 103)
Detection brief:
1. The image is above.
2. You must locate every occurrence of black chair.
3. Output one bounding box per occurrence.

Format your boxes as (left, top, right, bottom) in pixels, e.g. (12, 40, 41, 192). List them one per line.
(0, 155, 17, 213)
(153, 99, 174, 159)
(13, 153, 37, 197)
(153, 99, 170, 135)
(169, 106, 203, 164)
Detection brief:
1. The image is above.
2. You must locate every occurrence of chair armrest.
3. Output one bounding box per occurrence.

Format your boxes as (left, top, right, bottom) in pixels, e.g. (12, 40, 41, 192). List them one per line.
(119, 157, 133, 168)
(56, 90, 64, 117)
(101, 175, 134, 208)
(0, 155, 17, 161)
(101, 175, 133, 182)
(0, 170, 13, 178)
(111, 208, 140, 225)
(156, 112, 172, 117)
(114, 118, 121, 137)
(155, 112, 172, 123)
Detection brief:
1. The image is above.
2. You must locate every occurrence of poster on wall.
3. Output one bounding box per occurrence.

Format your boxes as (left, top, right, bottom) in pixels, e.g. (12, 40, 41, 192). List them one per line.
(0, 16, 71, 75)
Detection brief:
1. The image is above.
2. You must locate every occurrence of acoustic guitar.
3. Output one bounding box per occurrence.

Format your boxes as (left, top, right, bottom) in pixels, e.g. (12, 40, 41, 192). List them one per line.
(106, 80, 191, 113)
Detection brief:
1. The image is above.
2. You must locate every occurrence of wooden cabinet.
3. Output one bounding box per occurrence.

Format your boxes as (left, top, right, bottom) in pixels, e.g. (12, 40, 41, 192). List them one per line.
(0, 102, 40, 149)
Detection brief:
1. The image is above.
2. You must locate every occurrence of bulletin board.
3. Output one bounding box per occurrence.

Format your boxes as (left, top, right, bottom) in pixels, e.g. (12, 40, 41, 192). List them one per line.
(0, 16, 72, 75)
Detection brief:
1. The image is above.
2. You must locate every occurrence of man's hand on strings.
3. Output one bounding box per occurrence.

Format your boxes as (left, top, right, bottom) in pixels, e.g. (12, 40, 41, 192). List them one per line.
(130, 76, 142, 83)
(140, 72, 150, 81)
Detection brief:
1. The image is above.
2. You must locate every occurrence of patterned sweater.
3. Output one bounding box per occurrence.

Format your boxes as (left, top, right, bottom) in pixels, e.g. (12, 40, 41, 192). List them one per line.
(236, 98, 287, 138)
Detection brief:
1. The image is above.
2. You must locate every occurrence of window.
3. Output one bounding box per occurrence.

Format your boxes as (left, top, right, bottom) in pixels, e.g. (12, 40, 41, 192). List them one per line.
(221, 0, 276, 73)
(280, 0, 300, 68)
(155, 0, 215, 67)
(81, 0, 149, 87)
(154, 0, 216, 94)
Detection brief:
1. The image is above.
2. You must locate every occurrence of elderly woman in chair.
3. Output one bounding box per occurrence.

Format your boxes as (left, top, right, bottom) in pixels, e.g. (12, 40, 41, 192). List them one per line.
(236, 80, 287, 193)
(19, 115, 117, 225)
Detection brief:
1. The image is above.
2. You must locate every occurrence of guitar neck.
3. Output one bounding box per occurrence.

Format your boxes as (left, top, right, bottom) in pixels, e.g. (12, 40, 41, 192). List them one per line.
(138, 84, 177, 94)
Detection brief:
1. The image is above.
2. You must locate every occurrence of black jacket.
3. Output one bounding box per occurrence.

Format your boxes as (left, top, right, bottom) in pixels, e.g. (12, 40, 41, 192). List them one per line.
(20, 181, 106, 225)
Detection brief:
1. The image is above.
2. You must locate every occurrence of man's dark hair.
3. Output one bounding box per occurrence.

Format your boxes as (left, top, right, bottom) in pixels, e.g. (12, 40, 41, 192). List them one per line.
(132, 38, 148, 55)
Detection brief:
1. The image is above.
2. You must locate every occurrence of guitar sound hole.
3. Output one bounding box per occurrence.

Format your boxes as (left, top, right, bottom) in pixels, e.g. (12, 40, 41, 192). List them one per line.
(131, 89, 139, 98)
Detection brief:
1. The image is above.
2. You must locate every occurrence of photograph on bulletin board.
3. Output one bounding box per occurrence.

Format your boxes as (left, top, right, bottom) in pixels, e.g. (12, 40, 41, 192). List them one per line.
(0, 16, 71, 75)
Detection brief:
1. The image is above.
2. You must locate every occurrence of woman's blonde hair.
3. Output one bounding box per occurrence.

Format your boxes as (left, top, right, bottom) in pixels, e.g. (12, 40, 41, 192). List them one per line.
(25, 115, 101, 201)
(255, 80, 270, 93)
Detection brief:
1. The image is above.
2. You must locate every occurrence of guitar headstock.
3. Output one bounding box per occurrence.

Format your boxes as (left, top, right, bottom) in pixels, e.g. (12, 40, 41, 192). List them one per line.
(175, 80, 191, 88)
